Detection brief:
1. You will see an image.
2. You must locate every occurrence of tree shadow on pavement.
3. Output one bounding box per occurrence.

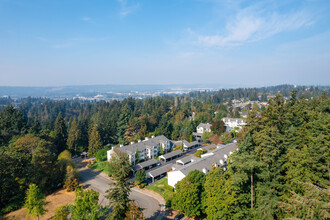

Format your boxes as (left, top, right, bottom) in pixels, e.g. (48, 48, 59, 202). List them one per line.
(78, 168, 102, 184)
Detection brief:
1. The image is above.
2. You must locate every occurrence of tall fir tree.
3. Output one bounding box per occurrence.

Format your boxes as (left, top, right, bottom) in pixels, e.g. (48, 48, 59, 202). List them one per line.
(88, 124, 102, 157)
(54, 112, 68, 154)
(117, 105, 131, 144)
(29, 117, 41, 135)
(67, 118, 81, 154)
(106, 148, 131, 220)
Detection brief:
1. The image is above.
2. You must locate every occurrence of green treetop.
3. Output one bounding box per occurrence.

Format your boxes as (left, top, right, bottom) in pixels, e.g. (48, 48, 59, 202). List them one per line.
(88, 124, 102, 157)
(24, 184, 47, 220)
(54, 112, 68, 154)
(67, 117, 81, 154)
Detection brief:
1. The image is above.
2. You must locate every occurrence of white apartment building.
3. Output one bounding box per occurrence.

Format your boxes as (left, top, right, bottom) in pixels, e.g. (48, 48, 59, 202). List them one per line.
(222, 117, 246, 132)
(107, 135, 173, 165)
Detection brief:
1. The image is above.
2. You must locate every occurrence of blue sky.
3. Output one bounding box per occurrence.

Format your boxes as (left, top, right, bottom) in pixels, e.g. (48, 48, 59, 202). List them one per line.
(0, 0, 330, 87)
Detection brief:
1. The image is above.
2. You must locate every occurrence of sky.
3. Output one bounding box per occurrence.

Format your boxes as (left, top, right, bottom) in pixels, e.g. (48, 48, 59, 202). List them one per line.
(0, 0, 330, 87)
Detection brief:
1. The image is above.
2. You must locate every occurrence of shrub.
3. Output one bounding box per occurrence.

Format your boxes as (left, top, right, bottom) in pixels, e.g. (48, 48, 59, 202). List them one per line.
(64, 165, 79, 192)
(194, 149, 207, 158)
(96, 149, 107, 162)
(135, 169, 146, 185)
(53, 205, 69, 220)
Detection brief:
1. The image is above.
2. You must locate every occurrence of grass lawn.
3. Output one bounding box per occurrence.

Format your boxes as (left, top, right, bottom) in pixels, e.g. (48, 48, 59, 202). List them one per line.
(90, 161, 110, 175)
(146, 178, 175, 206)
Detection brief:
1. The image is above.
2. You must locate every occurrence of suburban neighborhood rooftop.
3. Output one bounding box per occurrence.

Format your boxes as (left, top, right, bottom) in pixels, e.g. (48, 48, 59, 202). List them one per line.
(119, 135, 170, 154)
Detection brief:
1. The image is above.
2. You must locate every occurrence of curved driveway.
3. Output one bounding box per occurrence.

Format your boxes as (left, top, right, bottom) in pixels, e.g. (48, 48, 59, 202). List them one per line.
(79, 167, 161, 219)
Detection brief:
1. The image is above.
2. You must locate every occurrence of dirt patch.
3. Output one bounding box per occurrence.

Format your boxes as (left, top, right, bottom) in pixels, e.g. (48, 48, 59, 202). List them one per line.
(4, 189, 75, 220)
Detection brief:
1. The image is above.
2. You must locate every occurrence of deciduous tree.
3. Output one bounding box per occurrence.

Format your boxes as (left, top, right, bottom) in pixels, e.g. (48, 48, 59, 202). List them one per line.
(24, 184, 47, 220)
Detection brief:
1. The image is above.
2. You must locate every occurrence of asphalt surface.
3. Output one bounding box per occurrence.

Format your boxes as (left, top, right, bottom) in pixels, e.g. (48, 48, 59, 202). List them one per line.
(79, 167, 161, 219)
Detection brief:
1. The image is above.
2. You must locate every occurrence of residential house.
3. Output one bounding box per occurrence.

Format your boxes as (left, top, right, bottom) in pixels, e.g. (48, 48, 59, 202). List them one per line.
(193, 123, 212, 141)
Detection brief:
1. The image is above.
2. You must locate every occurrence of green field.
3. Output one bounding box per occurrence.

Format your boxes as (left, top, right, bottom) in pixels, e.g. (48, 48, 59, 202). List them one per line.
(90, 161, 110, 175)
(146, 178, 175, 207)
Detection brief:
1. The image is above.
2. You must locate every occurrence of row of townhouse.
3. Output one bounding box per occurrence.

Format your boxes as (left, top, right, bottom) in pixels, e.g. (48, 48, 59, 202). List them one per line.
(167, 143, 238, 187)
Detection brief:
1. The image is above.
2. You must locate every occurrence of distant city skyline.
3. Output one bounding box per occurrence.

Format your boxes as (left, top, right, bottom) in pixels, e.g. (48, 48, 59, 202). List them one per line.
(1, 0, 330, 86)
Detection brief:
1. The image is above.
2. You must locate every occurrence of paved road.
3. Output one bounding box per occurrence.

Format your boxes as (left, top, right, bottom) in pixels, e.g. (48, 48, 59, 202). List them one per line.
(79, 167, 161, 219)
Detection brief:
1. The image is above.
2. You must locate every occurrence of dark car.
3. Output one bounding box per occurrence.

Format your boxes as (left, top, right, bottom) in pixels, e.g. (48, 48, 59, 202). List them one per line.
(174, 214, 184, 220)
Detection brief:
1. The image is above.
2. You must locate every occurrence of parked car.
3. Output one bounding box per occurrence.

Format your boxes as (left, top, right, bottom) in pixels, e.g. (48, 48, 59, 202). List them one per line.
(80, 152, 88, 158)
(72, 155, 78, 159)
(174, 214, 184, 220)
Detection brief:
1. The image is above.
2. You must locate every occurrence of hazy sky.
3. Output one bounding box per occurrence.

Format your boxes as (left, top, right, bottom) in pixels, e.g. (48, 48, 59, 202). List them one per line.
(0, 0, 330, 86)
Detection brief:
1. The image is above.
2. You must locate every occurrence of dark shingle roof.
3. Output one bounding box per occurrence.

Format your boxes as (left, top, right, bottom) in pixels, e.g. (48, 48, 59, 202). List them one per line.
(132, 159, 159, 171)
(159, 150, 183, 160)
(148, 164, 173, 178)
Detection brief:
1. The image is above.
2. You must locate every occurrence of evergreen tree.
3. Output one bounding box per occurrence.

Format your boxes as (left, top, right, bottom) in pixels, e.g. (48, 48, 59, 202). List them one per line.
(125, 201, 145, 220)
(204, 168, 237, 219)
(280, 182, 330, 219)
(88, 125, 102, 157)
(54, 113, 68, 154)
(117, 105, 131, 144)
(29, 117, 41, 135)
(69, 187, 106, 220)
(106, 148, 131, 219)
(106, 181, 131, 220)
(0, 105, 26, 146)
(135, 169, 146, 185)
(172, 170, 205, 217)
(24, 184, 47, 220)
(67, 118, 81, 154)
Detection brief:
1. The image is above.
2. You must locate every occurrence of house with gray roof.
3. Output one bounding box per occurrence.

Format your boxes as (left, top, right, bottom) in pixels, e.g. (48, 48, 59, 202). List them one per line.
(193, 123, 212, 141)
(107, 135, 173, 165)
(132, 159, 160, 173)
(168, 143, 238, 187)
(196, 123, 212, 134)
(159, 150, 183, 162)
(147, 164, 173, 183)
(174, 140, 201, 151)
